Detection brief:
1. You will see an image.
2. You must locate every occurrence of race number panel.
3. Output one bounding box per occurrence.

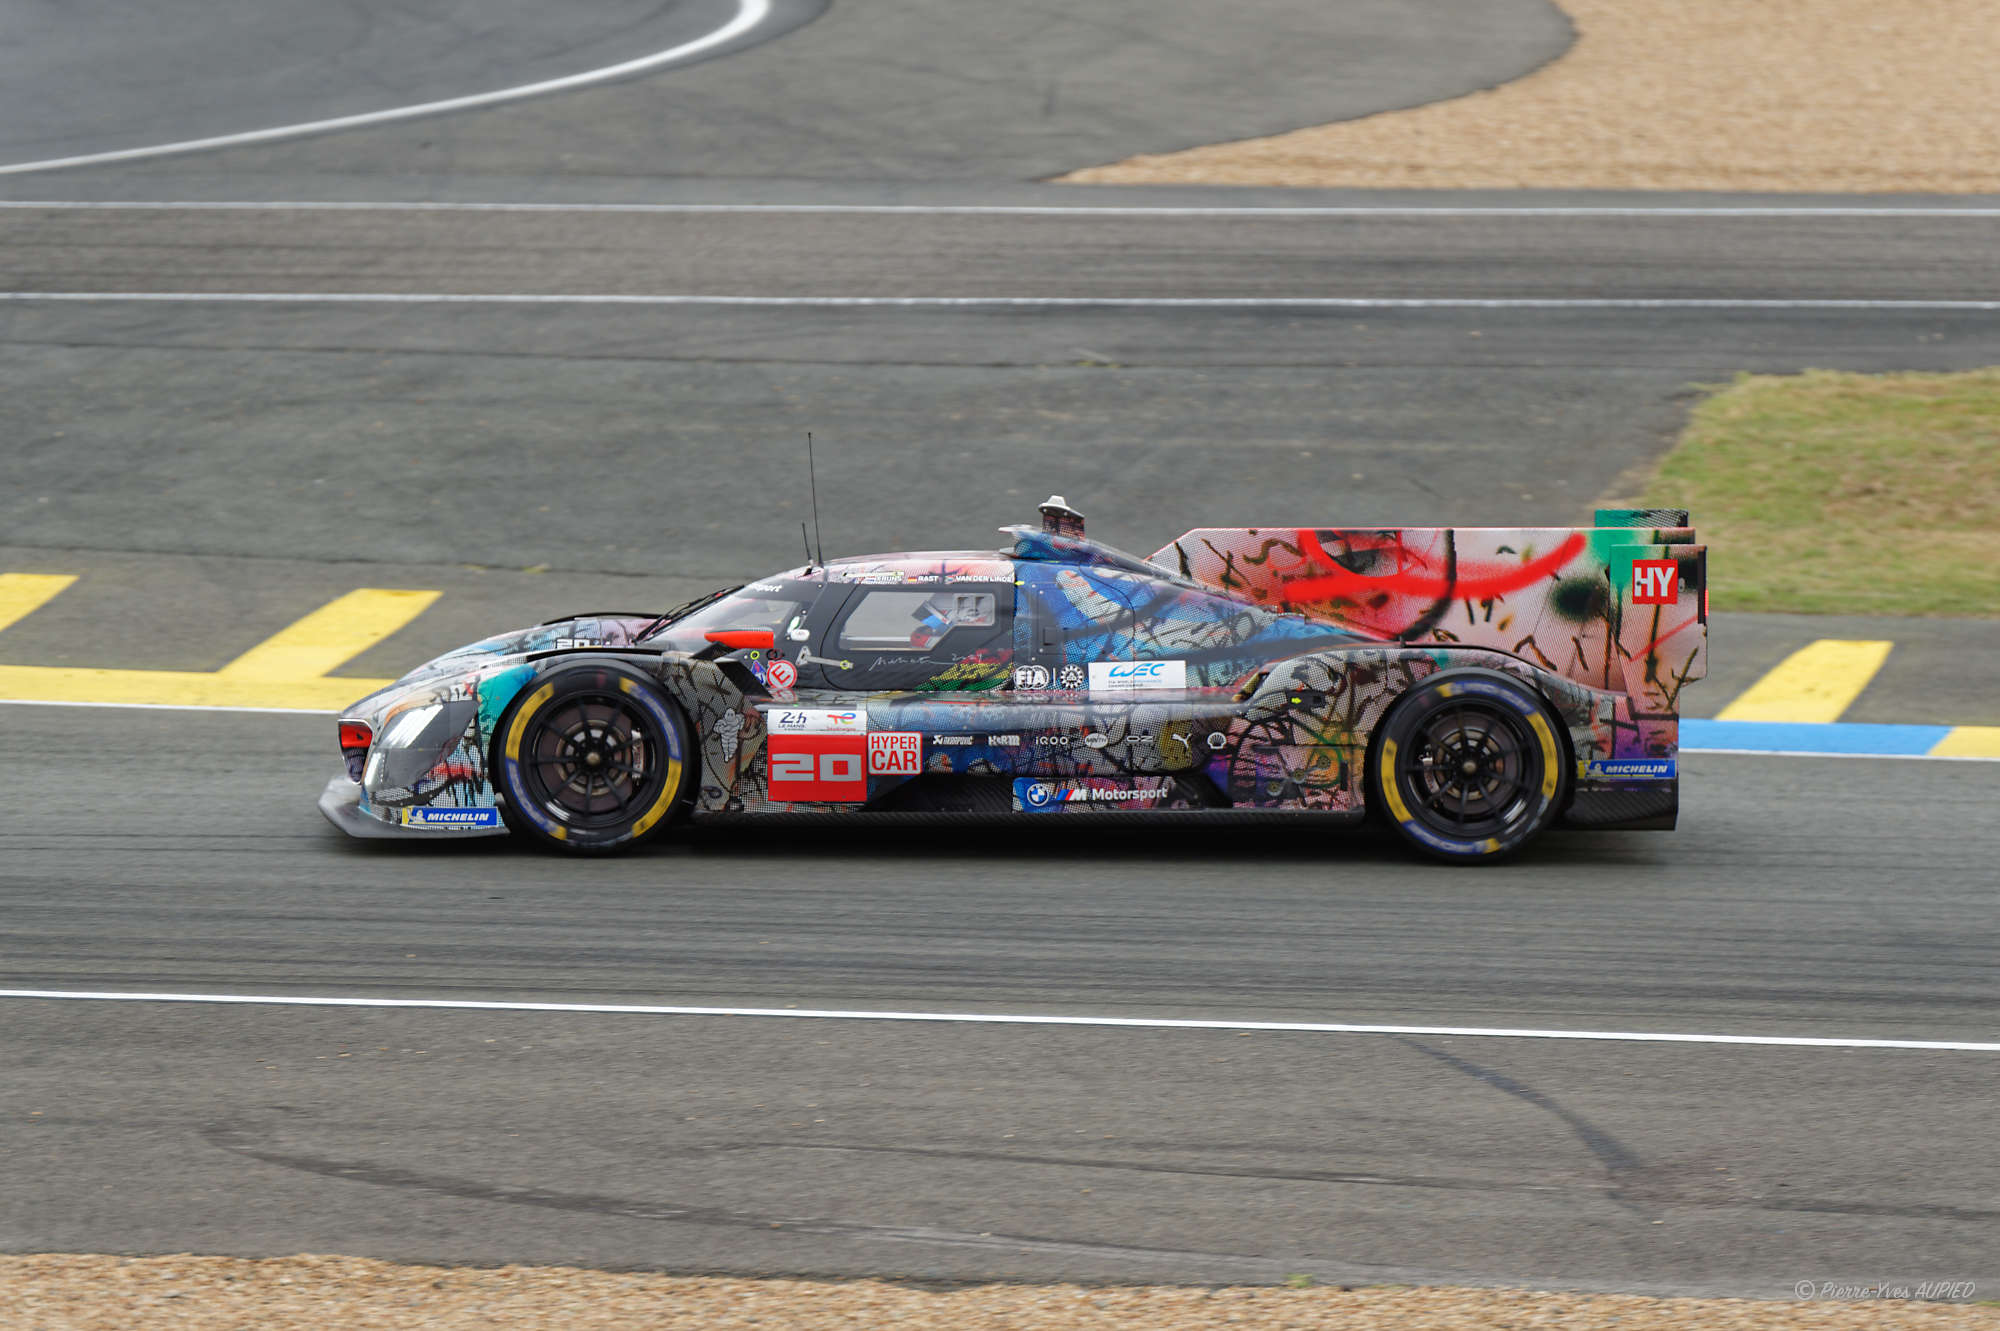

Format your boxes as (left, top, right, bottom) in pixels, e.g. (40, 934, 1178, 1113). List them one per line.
(768, 734, 868, 801)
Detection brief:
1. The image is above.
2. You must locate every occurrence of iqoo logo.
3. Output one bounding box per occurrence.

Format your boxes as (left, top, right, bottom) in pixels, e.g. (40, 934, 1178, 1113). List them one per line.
(1631, 559, 1679, 605)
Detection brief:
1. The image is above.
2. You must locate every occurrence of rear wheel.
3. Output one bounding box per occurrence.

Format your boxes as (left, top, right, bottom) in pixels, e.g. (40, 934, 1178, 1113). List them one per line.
(493, 664, 692, 854)
(1369, 670, 1568, 864)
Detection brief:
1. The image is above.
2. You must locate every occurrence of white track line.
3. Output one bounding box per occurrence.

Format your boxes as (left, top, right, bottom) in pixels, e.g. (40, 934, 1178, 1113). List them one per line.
(5, 201, 2000, 218)
(5, 293, 1998, 311)
(0, 0, 773, 178)
(1, 989, 1993, 1051)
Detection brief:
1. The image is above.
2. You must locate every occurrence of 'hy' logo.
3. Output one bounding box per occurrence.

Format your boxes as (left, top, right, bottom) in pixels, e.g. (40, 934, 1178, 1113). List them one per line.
(1631, 559, 1678, 605)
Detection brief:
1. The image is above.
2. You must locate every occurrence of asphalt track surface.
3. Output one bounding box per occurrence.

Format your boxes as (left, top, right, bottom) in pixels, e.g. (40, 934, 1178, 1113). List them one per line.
(5, 706, 1999, 1294)
(4, 0, 2000, 1303)
(0, 0, 1570, 182)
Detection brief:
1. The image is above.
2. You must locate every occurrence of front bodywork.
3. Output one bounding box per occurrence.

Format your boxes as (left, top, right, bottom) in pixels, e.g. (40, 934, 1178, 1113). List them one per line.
(323, 509, 1704, 840)
(319, 615, 662, 838)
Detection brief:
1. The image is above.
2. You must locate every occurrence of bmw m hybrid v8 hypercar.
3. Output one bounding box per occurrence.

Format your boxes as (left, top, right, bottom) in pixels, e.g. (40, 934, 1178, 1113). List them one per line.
(320, 499, 1707, 863)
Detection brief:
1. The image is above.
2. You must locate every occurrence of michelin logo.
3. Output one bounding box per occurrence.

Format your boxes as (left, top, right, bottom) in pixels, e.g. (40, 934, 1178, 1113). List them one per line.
(1585, 758, 1676, 780)
(403, 807, 502, 828)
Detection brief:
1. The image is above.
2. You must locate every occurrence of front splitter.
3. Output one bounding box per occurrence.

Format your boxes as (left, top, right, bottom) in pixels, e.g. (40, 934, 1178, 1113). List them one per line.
(316, 775, 509, 840)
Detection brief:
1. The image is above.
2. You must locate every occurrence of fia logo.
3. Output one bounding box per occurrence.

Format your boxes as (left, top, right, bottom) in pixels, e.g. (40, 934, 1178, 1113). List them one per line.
(1632, 559, 1679, 605)
(1013, 665, 1050, 690)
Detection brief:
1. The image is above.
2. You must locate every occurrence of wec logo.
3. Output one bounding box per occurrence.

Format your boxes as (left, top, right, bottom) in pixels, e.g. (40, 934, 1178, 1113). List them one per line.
(1631, 560, 1678, 605)
(1087, 660, 1188, 691)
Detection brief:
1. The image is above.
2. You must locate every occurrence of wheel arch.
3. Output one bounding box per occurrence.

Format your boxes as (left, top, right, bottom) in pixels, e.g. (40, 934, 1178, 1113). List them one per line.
(487, 655, 702, 852)
(1361, 664, 1576, 861)
(1358, 663, 1579, 812)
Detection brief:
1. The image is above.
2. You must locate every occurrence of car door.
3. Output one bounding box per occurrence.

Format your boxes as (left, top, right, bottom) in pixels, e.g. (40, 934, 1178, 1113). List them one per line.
(811, 583, 1014, 694)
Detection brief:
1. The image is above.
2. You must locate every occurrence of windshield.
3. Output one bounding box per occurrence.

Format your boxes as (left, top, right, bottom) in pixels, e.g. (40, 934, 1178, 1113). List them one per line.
(642, 583, 813, 653)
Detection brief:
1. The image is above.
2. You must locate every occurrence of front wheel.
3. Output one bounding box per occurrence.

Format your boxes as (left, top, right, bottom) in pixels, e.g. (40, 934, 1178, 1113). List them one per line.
(492, 664, 692, 854)
(1369, 670, 1569, 864)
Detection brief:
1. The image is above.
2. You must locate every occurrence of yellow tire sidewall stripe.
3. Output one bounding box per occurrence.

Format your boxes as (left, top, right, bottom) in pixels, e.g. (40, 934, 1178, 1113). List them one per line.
(621, 676, 684, 839)
(505, 676, 683, 843)
(1526, 710, 1561, 802)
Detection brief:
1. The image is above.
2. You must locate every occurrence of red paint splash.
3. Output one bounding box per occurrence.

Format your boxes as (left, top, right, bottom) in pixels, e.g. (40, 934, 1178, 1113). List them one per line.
(1281, 530, 1585, 605)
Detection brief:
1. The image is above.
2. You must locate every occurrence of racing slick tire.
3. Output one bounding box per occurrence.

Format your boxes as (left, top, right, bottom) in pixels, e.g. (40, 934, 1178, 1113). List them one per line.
(491, 662, 693, 855)
(1368, 669, 1570, 865)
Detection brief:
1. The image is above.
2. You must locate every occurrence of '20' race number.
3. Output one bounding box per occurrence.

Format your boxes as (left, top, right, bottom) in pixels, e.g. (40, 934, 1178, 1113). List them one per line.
(767, 731, 923, 801)
(767, 736, 868, 801)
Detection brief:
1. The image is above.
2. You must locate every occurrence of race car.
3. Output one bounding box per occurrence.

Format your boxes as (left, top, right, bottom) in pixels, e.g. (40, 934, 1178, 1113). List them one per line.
(320, 498, 1706, 863)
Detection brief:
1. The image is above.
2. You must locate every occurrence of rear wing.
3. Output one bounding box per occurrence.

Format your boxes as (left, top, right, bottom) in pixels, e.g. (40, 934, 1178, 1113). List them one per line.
(1149, 509, 1706, 718)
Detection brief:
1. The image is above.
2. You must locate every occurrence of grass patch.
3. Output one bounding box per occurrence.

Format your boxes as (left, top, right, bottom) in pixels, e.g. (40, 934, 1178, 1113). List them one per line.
(1637, 368, 2000, 617)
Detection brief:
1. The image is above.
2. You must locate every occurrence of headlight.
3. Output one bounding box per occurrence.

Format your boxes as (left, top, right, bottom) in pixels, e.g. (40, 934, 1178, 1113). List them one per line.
(381, 703, 444, 749)
(367, 698, 480, 793)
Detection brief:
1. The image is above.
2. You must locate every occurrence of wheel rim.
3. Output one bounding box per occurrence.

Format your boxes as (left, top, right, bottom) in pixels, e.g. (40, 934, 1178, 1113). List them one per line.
(516, 690, 671, 830)
(1397, 700, 1541, 839)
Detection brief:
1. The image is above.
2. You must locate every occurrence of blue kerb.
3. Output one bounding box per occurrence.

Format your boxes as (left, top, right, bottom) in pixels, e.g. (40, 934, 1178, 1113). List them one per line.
(1682, 719, 1952, 756)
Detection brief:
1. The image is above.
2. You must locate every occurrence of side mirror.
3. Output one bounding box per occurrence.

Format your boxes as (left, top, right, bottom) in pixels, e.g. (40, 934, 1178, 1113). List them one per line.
(703, 629, 776, 650)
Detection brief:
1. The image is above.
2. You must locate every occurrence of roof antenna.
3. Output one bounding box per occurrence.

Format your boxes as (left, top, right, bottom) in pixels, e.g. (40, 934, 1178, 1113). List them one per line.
(807, 431, 825, 567)
(800, 521, 813, 570)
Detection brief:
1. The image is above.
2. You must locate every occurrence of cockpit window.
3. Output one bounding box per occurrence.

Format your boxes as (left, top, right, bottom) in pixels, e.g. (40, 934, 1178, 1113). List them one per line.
(837, 590, 997, 651)
(642, 584, 812, 652)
